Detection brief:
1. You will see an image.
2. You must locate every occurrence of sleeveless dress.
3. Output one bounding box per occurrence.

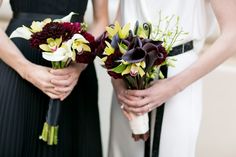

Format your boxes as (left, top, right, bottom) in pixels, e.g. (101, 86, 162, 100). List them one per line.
(0, 1, 102, 157)
(109, 0, 216, 157)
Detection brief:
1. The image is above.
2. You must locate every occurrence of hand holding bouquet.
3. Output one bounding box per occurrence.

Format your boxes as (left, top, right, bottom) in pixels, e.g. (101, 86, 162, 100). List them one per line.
(10, 12, 96, 145)
(95, 14, 185, 141)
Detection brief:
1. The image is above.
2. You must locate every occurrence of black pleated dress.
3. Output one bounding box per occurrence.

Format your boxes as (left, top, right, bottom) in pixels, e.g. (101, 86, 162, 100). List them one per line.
(0, 0, 102, 157)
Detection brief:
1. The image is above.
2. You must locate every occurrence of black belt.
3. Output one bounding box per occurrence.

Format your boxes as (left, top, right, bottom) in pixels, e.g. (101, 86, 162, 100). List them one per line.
(168, 40, 194, 57)
(13, 12, 84, 22)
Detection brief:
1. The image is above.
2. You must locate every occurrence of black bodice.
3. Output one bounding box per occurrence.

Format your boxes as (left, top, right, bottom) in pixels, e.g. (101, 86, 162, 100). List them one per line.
(10, 0, 88, 16)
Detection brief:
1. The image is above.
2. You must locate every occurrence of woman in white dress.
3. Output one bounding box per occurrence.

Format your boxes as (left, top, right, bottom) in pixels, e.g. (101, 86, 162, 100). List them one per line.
(108, 0, 236, 157)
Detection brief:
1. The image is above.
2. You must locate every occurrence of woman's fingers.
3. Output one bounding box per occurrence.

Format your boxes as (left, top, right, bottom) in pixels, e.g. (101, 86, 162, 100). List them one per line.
(44, 91, 61, 99)
(51, 78, 71, 87)
(25, 64, 81, 100)
(120, 103, 132, 120)
(60, 92, 71, 101)
(119, 94, 151, 108)
(50, 68, 72, 76)
(124, 103, 153, 115)
(122, 110, 133, 121)
(54, 80, 77, 92)
(126, 89, 149, 97)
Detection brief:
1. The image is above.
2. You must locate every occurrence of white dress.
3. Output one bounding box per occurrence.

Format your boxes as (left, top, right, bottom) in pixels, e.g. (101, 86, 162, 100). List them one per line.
(108, 0, 216, 157)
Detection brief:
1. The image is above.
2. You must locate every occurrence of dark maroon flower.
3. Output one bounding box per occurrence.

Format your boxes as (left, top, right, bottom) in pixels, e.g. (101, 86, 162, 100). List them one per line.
(76, 33, 96, 64)
(153, 44, 167, 65)
(76, 51, 96, 64)
(82, 32, 94, 43)
(94, 32, 110, 58)
(104, 49, 123, 69)
(108, 71, 122, 79)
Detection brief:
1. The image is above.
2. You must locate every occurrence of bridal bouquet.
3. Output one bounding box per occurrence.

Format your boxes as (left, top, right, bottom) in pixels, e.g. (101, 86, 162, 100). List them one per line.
(10, 12, 95, 145)
(96, 15, 185, 141)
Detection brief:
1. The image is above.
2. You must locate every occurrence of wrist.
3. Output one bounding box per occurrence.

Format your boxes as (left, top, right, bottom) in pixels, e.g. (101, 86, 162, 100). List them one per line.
(17, 61, 34, 80)
(167, 76, 185, 95)
(76, 63, 87, 73)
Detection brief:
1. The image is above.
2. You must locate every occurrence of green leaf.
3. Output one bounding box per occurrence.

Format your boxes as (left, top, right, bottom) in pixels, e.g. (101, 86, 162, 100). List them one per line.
(112, 64, 127, 73)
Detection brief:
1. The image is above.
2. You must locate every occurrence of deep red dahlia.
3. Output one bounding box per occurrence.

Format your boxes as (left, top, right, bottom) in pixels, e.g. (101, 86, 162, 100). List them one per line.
(104, 49, 123, 69)
(81, 32, 94, 43)
(29, 22, 83, 49)
(76, 51, 96, 64)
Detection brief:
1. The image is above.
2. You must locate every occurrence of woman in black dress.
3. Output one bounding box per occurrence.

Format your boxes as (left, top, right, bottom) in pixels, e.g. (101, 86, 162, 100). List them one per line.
(0, 0, 108, 156)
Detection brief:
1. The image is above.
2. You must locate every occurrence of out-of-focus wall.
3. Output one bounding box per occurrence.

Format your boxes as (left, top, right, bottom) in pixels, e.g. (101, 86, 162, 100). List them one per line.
(1, 1, 236, 157)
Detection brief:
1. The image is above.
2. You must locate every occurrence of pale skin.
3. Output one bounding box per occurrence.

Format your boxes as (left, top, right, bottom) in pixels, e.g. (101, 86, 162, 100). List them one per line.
(0, 0, 108, 100)
(113, 0, 236, 119)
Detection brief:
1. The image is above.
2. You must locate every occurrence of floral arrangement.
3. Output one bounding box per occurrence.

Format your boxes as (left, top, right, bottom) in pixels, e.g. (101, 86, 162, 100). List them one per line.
(95, 14, 185, 141)
(10, 12, 95, 145)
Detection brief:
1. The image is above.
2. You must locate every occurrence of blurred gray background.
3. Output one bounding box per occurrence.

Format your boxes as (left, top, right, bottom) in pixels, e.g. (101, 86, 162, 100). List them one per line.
(1, 0, 236, 157)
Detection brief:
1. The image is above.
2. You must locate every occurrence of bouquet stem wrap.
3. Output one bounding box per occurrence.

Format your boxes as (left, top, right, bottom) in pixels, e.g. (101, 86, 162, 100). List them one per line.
(39, 99, 61, 145)
(123, 74, 151, 141)
(130, 113, 149, 141)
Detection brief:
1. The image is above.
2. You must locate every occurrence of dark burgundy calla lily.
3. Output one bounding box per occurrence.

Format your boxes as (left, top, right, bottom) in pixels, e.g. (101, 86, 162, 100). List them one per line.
(141, 39, 167, 68)
(111, 34, 120, 49)
(128, 36, 142, 50)
(122, 47, 146, 63)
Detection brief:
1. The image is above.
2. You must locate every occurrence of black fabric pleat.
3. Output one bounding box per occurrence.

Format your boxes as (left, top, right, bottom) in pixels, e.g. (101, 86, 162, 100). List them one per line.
(144, 65, 168, 157)
(152, 65, 168, 157)
(144, 113, 151, 157)
(0, 1, 102, 156)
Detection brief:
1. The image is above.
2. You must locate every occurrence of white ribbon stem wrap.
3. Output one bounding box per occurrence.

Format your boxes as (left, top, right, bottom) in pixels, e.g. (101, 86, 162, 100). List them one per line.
(129, 113, 149, 134)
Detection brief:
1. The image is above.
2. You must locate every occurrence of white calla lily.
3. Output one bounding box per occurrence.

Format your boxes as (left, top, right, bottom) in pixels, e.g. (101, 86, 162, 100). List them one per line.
(71, 34, 89, 43)
(65, 40, 76, 61)
(65, 34, 90, 61)
(54, 12, 78, 22)
(42, 47, 69, 62)
(10, 25, 32, 39)
(71, 34, 91, 52)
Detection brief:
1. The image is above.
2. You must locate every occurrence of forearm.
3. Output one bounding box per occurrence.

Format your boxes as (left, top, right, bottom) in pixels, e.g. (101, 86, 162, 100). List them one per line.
(90, 0, 108, 38)
(173, 32, 236, 92)
(0, 29, 32, 78)
(88, 20, 107, 38)
(114, 1, 121, 23)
